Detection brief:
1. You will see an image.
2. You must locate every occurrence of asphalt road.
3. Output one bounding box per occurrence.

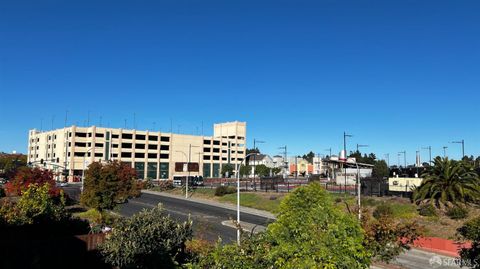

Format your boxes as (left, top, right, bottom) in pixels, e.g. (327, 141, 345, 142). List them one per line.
(118, 193, 274, 243)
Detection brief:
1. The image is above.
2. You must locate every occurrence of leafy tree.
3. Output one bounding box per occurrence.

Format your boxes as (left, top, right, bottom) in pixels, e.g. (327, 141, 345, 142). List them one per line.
(301, 151, 315, 164)
(0, 183, 68, 226)
(372, 160, 389, 180)
(239, 165, 250, 177)
(246, 148, 260, 155)
(196, 183, 370, 268)
(100, 205, 193, 269)
(349, 151, 376, 165)
(458, 217, 480, 268)
(80, 161, 138, 213)
(413, 157, 480, 207)
(4, 167, 59, 197)
(271, 167, 282, 175)
(220, 164, 234, 177)
(254, 164, 270, 177)
(0, 153, 27, 179)
(363, 205, 422, 263)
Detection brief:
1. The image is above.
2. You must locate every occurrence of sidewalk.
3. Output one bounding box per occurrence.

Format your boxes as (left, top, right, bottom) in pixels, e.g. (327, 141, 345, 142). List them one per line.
(141, 190, 277, 220)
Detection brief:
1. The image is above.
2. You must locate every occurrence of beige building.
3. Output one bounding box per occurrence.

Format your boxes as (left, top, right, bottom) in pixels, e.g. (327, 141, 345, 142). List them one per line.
(27, 121, 246, 181)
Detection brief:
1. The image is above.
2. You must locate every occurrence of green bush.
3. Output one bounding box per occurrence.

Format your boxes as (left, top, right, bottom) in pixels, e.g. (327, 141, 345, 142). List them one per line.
(157, 180, 174, 191)
(458, 217, 480, 268)
(446, 206, 469, 220)
(373, 203, 394, 219)
(418, 204, 438, 217)
(214, 186, 236, 196)
(198, 183, 370, 268)
(100, 205, 193, 269)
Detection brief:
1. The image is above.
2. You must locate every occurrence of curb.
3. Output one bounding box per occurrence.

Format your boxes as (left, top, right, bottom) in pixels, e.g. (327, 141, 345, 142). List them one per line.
(141, 190, 277, 220)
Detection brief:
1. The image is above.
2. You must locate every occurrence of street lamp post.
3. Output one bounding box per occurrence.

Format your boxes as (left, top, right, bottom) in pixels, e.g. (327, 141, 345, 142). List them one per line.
(236, 153, 258, 246)
(176, 150, 189, 198)
(81, 148, 94, 193)
(451, 140, 465, 158)
(422, 146, 432, 165)
(252, 139, 265, 191)
(398, 151, 406, 168)
(343, 132, 353, 188)
(443, 146, 448, 158)
(356, 144, 369, 153)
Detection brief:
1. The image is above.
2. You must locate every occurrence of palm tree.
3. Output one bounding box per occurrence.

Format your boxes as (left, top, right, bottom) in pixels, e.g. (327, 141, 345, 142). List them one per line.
(413, 157, 480, 207)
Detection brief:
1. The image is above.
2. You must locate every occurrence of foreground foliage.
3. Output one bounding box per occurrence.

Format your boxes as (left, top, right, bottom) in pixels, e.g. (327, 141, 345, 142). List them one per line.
(4, 167, 59, 197)
(100, 205, 193, 269)
(458, 217, 480, 269)
(0, 183, 68, 225)
(193, 183, 370, 268)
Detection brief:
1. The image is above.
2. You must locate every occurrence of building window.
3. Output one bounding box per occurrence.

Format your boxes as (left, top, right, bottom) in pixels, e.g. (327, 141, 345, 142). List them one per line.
(74, 152, 85, 157)
(148, 153, 157, 159)
(160, 154, 169, 159)
(135, 144, 145, 149)
(213, 140, 220, 145)
(112, 153, 118, 158)
(222, 142, 227, 146)
(160, 136, 170, 142)
(95, 143, 103, 147)
(222, 150, 227, 153)
(75, 132, 87, 138)
(213, 156, 220, 161)
(203, 155, 211, 160)
(229, 135, 236, 139)
(222, 157, 227, 161)
(122, 133, 133, 139)
(122, 143, 132, 149)
(135, 162, 145, 179)
(147, 163, 157, 179)
(121, 152, 132, 158)
(95, 153, 103, 157)
(160, 145, 169, 151)
(136, 134, 146, 140)
(203, 148, 211, 152)
(113, 144, 118, 148)
(95, 133, 104, 138)
(135, 153, 145, 158)
(203, 163, 211, 178)
(203, 139, 211, 145)
(148, 144, 157, 150)
(160, 163, 169, 179)
(75, 142, 87, 147)
(112, 134, 119, 139)
(213, 148, 220, 153)
(148, 135, 158, 141)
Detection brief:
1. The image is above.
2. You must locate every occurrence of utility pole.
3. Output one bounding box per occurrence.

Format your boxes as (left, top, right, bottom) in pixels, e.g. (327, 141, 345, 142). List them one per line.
(325, 148, 332, 158)
(443, 146, 448, 158)
(384, 153, 390, 167)
(451, 140, 465, 159)
(422, 146, 432, 165)
(398, 151, 406, 168)
(343, 132, 353, 188)
(356, 144, 369, 153)
(252, 139, 265, 191)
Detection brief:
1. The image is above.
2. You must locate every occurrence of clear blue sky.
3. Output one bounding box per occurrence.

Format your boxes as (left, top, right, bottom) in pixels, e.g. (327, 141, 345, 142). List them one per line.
(1, 0, 479, 165)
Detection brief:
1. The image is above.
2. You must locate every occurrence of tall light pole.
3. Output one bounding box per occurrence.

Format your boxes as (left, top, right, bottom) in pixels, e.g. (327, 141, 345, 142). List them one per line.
(81, 148, 94, 193)
(451, 140, 465, 159)
(325, 148, 332, 158)
(398, 151, 406, 168)
(442, 146, 448, 158)
(422, 146, 432, 165)
(356, 144, 369, 153)
(252, 139, 265, 191)
(176, 149, 189, 198)
(343, 132, 353, 188)
(384, 153, 390, 167)
(236, 153, 258, 246)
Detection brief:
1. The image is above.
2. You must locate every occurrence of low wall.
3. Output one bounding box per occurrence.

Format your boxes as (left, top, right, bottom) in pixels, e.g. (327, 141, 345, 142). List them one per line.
(412, 237, 471, 257)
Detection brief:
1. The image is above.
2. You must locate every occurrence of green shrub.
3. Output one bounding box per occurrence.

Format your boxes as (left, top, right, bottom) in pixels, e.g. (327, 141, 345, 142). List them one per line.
(418, 204, 437, 217)
(214, 186, 236, 196)
(100, 205, 193, 269)
(446, 206, 469, 220)
(157, 180, 174, 191)
(458, 217, 480, 268)
(373, 203, 394, 219)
